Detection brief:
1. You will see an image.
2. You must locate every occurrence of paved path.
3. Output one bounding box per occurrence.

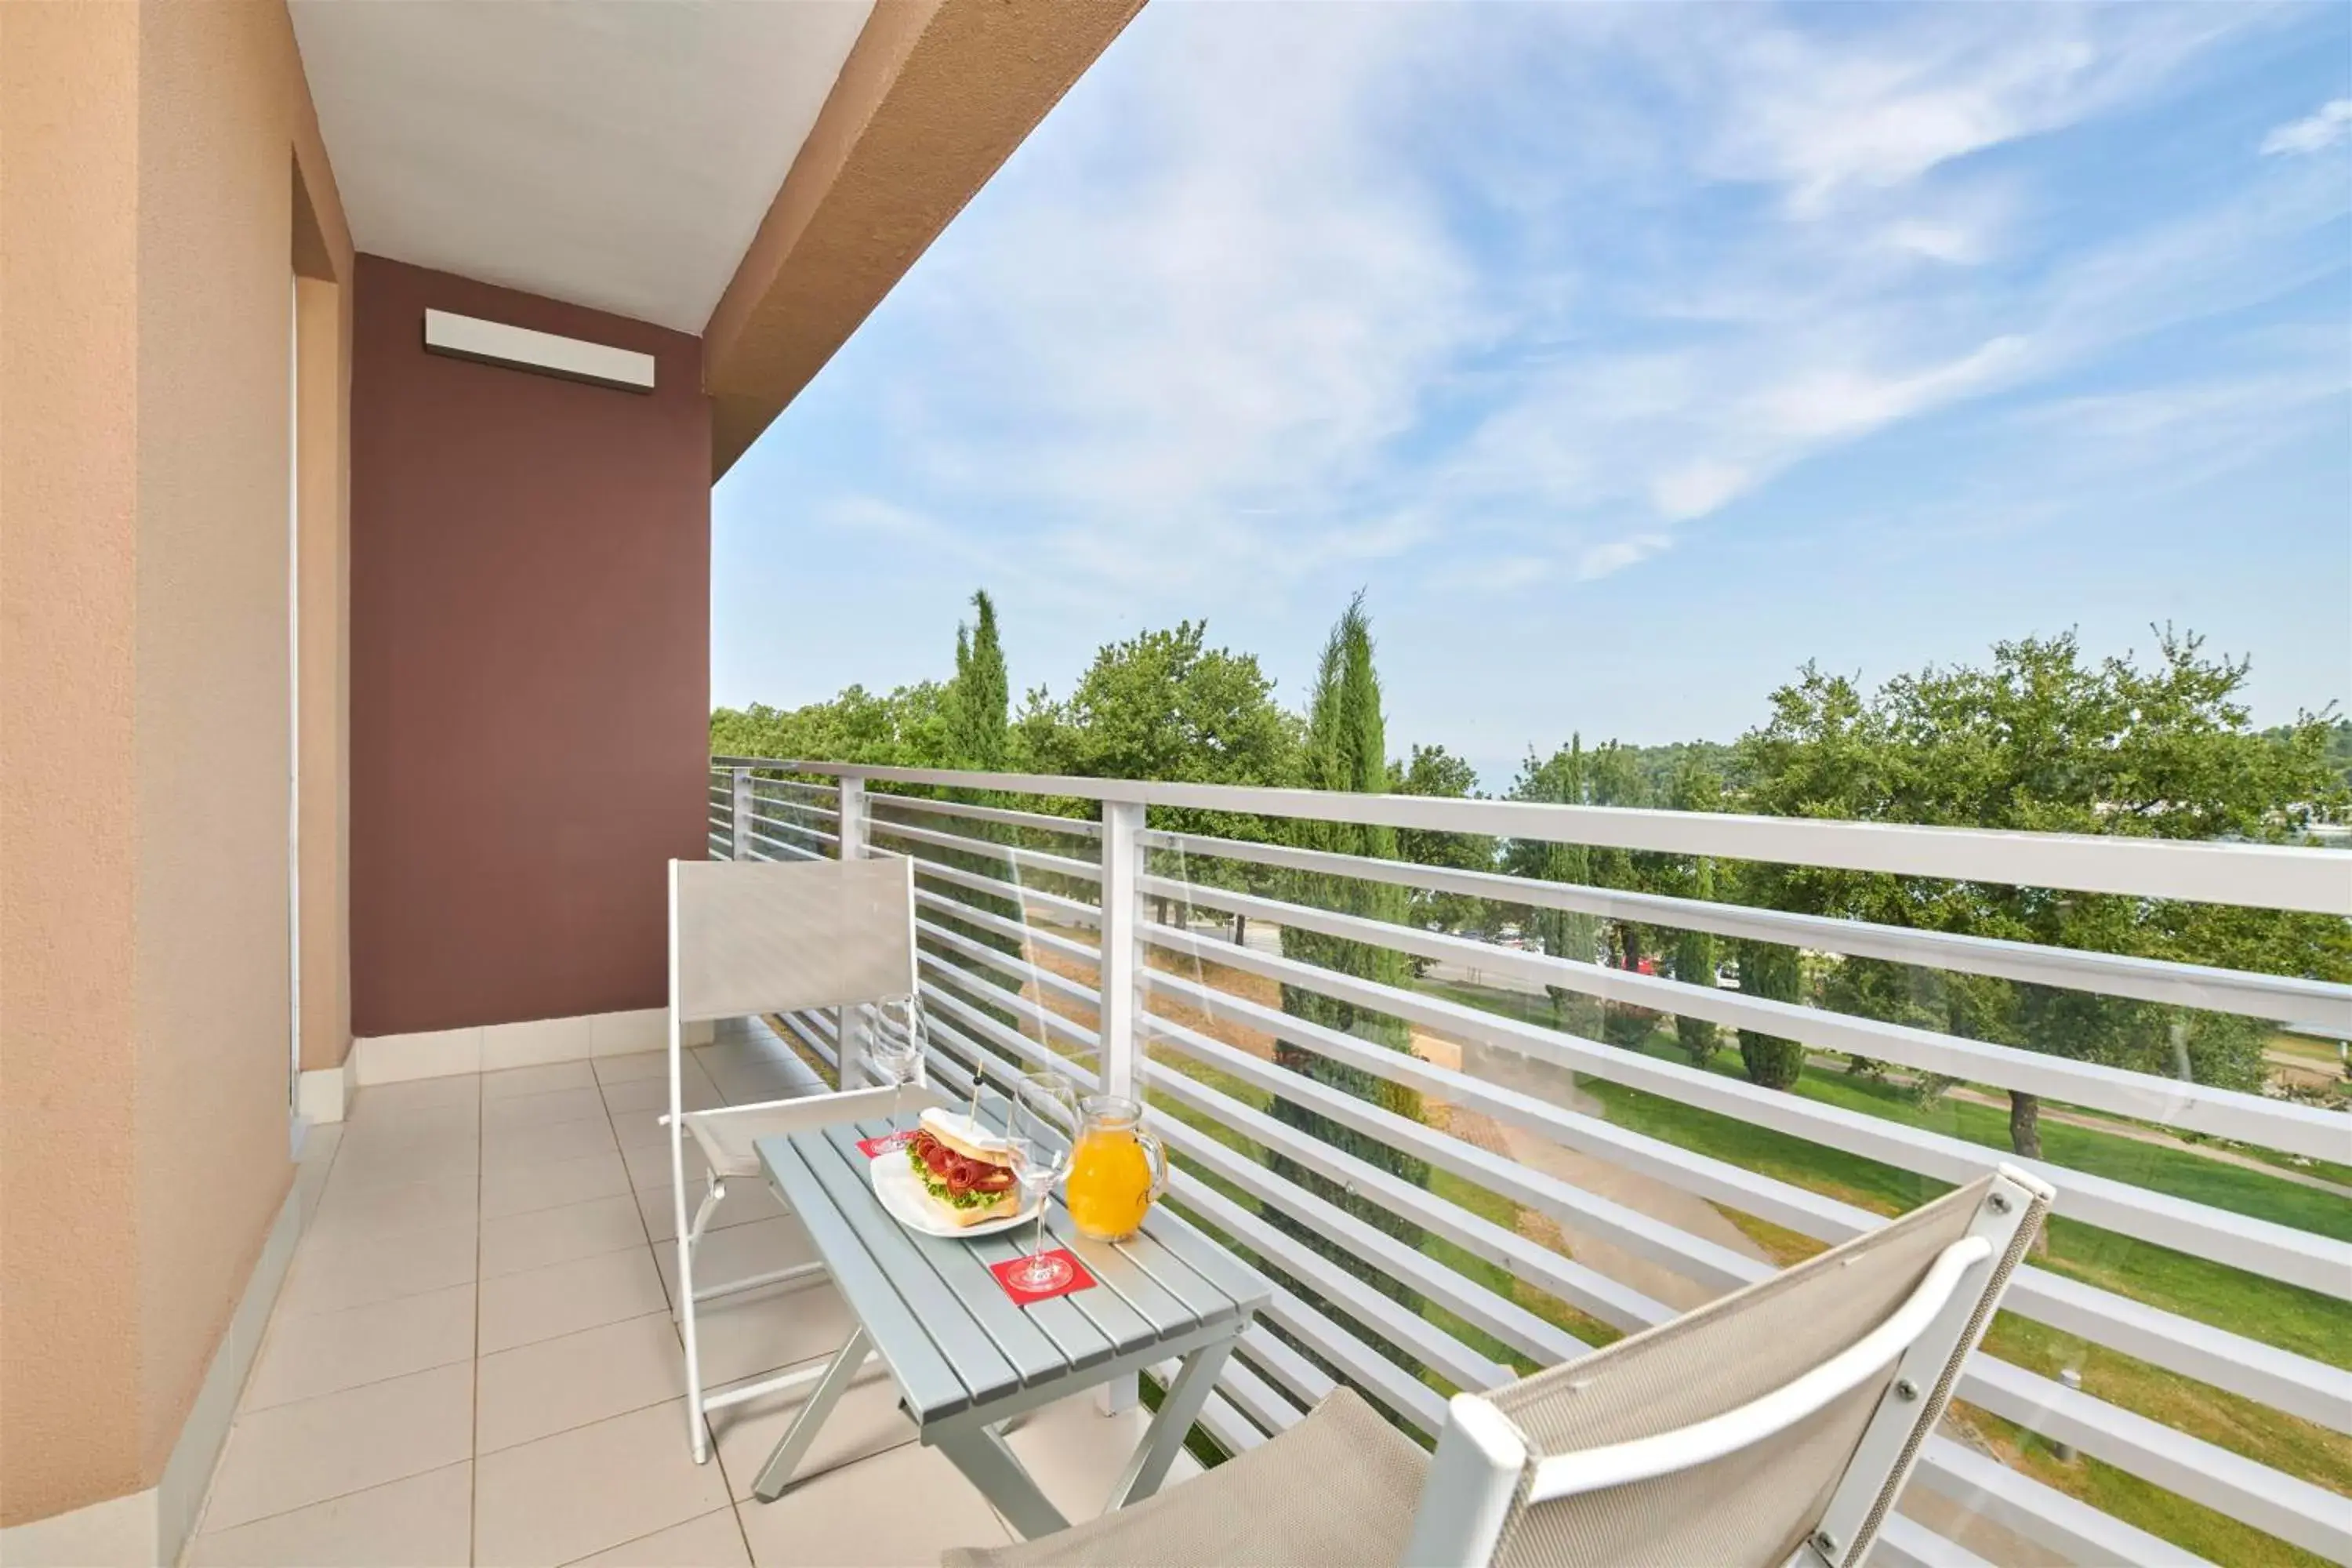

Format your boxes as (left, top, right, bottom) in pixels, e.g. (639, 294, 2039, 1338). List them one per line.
(1932, 1082, 2352, 1199)
(1411, 1032, 1769, 1312)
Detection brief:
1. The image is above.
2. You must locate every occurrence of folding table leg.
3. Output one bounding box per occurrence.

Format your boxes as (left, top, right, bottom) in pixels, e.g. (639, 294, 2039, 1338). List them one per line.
(933, 1426, 1071, 1541)
(1108, 1337, 1236, 1510)
(750, 1326, 871, 1503)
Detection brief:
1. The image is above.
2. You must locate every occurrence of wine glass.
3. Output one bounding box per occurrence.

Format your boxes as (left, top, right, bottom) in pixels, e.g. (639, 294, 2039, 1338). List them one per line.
(867, 1004, 926, 1126)
(1011, 1069, 1079, 1144)
(1004, 1134, 1073, 1290)
(1007, 1072, 1080, 1289)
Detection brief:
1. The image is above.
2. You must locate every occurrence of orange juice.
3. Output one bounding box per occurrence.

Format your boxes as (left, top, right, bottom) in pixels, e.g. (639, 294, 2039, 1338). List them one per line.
(1065, 1096, 1167, 1241)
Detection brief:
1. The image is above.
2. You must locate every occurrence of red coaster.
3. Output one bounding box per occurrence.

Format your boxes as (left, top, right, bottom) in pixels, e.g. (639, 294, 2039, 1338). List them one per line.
(857, 1131, 914, 1159)
(989, 1248, 1096, 1305)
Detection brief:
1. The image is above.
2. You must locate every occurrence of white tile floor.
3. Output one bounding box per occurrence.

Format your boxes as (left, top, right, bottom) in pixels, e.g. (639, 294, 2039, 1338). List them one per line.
(184, 1022, 1191, 1567)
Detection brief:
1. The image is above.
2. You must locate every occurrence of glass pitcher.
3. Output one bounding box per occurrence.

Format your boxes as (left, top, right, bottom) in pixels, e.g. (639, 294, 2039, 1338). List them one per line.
(1063, 1094, 1168, 1242)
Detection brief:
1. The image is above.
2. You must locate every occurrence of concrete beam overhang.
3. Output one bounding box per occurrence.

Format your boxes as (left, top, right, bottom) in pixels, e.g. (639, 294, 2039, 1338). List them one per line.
(702, 0, 1141, 480)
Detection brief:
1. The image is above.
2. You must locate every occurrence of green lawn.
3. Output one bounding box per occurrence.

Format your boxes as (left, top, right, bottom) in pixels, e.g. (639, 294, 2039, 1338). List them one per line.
(1409, 976, 2352, 1565)
(1125, 978, 2348, 1564)
(1788, 1067, 2352, 1242)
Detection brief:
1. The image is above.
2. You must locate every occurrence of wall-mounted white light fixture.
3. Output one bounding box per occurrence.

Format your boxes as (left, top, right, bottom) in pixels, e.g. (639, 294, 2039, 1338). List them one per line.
(421, 308, 656, 393)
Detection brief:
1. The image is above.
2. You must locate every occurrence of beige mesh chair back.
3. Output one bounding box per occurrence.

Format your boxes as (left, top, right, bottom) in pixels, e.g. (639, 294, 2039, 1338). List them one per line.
(666, 854, 936, 1467)
(1403, 1164, 2053, 1568)
(673, 855, 919, 1023)
(942, 1165, 2050, 1568)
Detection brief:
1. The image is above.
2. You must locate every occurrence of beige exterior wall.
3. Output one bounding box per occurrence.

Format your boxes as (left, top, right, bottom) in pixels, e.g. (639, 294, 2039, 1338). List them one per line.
(0, 0, 354, 1526)
(296, 268, 350, 1073)
(0, 0, 151, 1523)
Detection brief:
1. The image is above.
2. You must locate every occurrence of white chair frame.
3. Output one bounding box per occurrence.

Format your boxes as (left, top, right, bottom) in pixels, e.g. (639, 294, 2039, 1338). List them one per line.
(666, 855, 931, 1465)
(1400, 1163, 2053, 1568)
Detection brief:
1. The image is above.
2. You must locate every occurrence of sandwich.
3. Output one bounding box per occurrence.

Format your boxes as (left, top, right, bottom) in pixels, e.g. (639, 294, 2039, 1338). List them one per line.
(906, 1109, 1024, 1228)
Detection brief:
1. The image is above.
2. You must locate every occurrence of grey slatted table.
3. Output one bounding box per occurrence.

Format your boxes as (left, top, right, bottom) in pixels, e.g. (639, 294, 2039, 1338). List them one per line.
(750, 1107, 1272, 1539)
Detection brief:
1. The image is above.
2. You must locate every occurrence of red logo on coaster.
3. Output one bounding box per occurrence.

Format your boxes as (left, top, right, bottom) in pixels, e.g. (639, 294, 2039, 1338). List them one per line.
(857, 1131, 914, 1159)
(990, 1248, 1096, 1305)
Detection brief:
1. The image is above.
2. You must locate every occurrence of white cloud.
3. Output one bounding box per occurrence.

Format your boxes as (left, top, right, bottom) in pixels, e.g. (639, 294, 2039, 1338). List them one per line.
(775, 1, 2329, 626)
(1577, 534, 1673, 582)
(1650, 460, 1751, 522)
(1757, 336, 2031, 441)
(1635, 5, 2247, 216)
(2262, 97, 2352, 155)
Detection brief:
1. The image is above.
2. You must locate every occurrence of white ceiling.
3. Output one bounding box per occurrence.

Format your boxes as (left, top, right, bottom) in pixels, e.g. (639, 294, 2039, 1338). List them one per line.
(289, 0, 873, 334)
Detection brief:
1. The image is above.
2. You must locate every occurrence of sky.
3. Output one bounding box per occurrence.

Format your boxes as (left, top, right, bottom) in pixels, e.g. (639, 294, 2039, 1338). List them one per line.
(713, 1, 2352, 790)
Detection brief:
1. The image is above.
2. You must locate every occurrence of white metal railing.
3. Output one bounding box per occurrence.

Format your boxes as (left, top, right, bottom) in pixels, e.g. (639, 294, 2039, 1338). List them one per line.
(710, 756, 2352, 1566)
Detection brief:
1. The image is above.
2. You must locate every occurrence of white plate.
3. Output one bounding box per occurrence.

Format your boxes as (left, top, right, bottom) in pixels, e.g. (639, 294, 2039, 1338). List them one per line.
(869, 1149, 1039, 1239)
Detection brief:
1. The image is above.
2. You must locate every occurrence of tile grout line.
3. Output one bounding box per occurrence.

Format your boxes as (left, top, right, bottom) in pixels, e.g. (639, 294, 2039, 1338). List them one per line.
(693, 1036, 770, 1567)
(178, 1112, 360, 1559)
(181, 1098, 463, 1555)
(193, 1069, 747, 1560)
(200, 1047, 822, 1563)
(612, 1059, 763, 1563)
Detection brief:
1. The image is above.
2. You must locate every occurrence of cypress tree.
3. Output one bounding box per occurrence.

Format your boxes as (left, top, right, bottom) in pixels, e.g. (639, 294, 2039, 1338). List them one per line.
(1508, 739, 1600, 1035)
(1670, 763, 1721, 1066)
(949, 589, 1008, 771)
(1735, 938, 1806, 1088)
(938, 590, 1021, 1040)
(1270, 593, 1430, 1308)
(1675, 859, 1719, 1067)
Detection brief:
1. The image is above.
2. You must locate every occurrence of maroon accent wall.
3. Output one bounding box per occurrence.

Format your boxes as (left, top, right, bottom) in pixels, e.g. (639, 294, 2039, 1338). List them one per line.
(350, 256, 709, 1036)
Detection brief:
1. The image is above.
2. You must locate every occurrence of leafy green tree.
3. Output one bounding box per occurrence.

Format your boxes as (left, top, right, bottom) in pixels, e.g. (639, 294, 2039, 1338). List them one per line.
(1014, 620, 1301, 929)
(947, 590, 1009, 771)
(1505, 740, 1602, 1034)
(1388, 743, 1497, 938)
(1670, 757, 1726, 1066)
(710, 683, 953, 768)
(1672, 862, 1720, 1066)
(1585, 742, 1668, 1046)
(1737, 629, 2350, 1153)
(1270, 593, 1430, 1308)
(1013, 620, 1295, 787)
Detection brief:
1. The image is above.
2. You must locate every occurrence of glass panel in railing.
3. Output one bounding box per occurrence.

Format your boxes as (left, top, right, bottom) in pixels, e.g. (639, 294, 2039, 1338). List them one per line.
(742, 768, 841, 862)
(1479, 833, 2350, 1566)
(1131, 782, 2347, 1562)
(872, 781, 1105, 1097)
(1139, 821, 1631, 1457)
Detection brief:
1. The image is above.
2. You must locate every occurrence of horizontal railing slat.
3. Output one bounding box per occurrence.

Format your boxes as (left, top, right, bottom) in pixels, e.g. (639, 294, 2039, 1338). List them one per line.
(896, 852, 1102, 927)
(1152, 1106, 1580, 1374)
(1163, 1179, 1463, 1433)
(1145, 1046, 1652, 1343)
(1957, 1358, 2351, 1562)
(1134, 946, 2352, 1431)
(869, 816, 1104, 883)
(913, 887, 1102, 971)
(1911, 1439, 2212, 1566)
(1144, 916, 2350, 1299)
(713, 756, 2352, 915)
(1142, 875, 2347, 1162)
(1143, 827, 2352, 1033)
(713, 768, 2347, 1563)
(1869, 1515, 1994, 1568)
(869, 791, 1102, 839)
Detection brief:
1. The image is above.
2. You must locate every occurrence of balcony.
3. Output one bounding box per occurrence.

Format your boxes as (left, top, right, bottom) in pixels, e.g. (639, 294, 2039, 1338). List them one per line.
(710, 759, 2341, 1568)
(169, 757, 2345, 1566)
(183, 1018, 1184, 1567)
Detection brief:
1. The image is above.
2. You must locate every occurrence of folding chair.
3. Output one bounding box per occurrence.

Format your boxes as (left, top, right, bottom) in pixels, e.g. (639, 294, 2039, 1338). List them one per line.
(944, 1164, 2053, 1567)
(667, 854, 942, 1464)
